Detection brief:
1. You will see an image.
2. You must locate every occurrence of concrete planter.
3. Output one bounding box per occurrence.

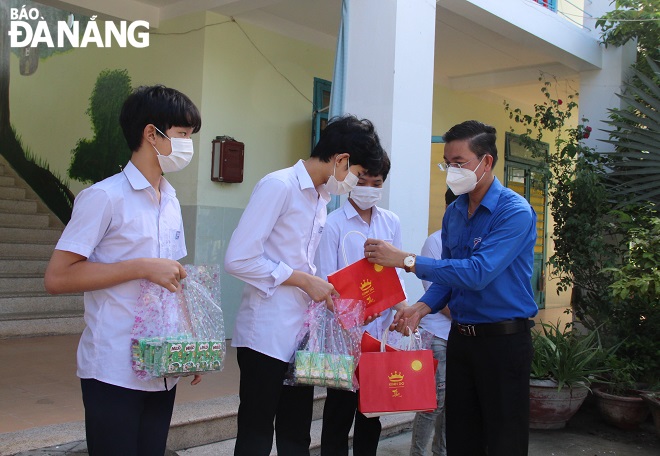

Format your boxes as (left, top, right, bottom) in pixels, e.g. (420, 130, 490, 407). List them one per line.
(529, 379, 589, 430)
(640, 393, 660, 437)
(593, 387, 650, 430)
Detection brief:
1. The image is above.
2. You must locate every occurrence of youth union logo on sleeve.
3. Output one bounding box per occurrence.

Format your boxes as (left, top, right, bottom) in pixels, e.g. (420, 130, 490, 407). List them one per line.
(8, 6, 150, 49)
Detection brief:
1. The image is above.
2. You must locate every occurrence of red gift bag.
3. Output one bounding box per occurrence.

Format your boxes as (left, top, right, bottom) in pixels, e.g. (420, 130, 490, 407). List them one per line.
(328, 258, 405, 318)
(358, 348, 437, 417)
(326, 231, 406, 319)
(358, 330, 438, 379)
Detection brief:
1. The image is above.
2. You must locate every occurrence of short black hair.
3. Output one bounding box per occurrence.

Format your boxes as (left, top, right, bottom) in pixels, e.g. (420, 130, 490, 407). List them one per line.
(119, 85, 202, 152)
(311, 115, 384, 173)
(443, 120, 498, 166)
(365, 151, 391, 182)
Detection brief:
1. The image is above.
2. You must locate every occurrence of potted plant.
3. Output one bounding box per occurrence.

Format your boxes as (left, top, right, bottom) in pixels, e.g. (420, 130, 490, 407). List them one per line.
(640, 392, 660, 437)
(592, 212, 660, 430)
(529, 320, 608, 429)
(592, 355, 650, 430)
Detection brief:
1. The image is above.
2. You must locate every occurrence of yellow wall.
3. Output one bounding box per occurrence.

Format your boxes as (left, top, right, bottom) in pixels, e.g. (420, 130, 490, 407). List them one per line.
(9, 12, 207, 200)
(194, 13, 334, 208)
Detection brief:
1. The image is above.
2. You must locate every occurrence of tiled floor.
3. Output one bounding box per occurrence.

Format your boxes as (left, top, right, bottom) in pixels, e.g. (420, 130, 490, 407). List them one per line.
(0, 335, 240, 434)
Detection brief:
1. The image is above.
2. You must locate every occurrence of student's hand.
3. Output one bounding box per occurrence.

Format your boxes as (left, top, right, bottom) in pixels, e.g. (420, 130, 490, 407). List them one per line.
(142, 259, 187, 292)
(191, 374, 202, 385)
(304, 275, 339, 311)
(284, 271, 339, 310)
(390, 302, 431, 335)
(364, 238, 408, 269)
(363, 312, 382, 325)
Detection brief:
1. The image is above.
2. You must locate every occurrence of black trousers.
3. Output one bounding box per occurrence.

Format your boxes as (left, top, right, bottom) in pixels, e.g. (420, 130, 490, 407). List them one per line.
(234, 347, 314, 456)
(80, 378, 176, 456)
(320, 388, 382, 456)
(445, 327, 533, 456)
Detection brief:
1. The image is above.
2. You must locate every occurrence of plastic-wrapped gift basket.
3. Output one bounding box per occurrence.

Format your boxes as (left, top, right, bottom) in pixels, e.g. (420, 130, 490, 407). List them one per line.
(131, 264, 225, 379)
(286, 299, 364, 392)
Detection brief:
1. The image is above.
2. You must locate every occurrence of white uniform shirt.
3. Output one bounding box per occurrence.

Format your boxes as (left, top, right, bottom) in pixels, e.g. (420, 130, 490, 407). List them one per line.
(315, 201, 407, 337)
(225, 160, 330, 362)
(419, 230, 452, 340)
(56, 161, 186, 391)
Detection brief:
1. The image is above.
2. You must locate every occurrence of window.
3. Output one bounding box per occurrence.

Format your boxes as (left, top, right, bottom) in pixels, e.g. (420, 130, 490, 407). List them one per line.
(505, 133, 549, 308)
(534, 0, 557, 12)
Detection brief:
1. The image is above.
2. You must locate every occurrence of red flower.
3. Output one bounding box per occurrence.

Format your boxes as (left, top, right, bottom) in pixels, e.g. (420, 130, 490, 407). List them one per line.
(583, 132, 590, 139)
(557, 99, 563, 105)
(585, 126, 592, 132)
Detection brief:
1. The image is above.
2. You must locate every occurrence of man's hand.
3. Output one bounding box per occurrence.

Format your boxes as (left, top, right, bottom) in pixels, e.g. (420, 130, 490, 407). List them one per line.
(390, 302, 432, 335)
(142, 259, 187, 293)
(364, 238, 408, 269)
(190, 374, 202, 385)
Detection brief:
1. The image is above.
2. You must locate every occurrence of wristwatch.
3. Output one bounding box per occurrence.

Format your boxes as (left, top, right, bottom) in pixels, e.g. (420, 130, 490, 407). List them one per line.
(403, 254, 416, 273)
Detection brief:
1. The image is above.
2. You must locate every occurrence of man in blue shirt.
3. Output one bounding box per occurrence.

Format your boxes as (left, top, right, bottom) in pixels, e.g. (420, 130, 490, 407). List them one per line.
(364, 120, 538, 456)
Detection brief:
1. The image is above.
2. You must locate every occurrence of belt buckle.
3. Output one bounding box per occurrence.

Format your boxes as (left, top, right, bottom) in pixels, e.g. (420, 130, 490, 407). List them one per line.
(459, 323, 477, 337)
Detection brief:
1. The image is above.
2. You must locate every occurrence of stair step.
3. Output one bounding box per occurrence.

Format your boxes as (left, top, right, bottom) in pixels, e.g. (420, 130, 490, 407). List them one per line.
(176, 411, 415, 455)
(167, 389, 328, 451)
(0, 226, 62, 243)
(0, 276, 46, 294)
(0, 212, 50, 228)
(0, 315, 85, 338)
(0, 259, 49, 275)
(0, 186, 26, 199)
(0, 387, 413, 455)
(0, 175, 15, 186)
(0, 294, 84, 317)
(0, 198, 38, 214)
(0, 243, 55, 258)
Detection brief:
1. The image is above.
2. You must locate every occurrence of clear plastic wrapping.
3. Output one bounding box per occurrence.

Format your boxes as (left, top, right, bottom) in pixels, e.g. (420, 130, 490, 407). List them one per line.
(285, 299, 365, 391)
(131, 264, 225, 379)
(380, 327, 435, 351)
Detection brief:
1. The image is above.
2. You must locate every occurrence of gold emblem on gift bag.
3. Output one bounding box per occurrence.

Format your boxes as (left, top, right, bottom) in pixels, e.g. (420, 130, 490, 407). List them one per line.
(360, 279, 376, 305)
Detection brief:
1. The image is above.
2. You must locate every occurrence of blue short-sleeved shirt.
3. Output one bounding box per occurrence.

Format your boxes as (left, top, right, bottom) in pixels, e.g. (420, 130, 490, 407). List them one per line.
(414, 177, 538, 324)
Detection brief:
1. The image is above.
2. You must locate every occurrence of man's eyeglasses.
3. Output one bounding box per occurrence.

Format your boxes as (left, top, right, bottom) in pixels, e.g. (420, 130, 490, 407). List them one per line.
(437, 157, 478, 172)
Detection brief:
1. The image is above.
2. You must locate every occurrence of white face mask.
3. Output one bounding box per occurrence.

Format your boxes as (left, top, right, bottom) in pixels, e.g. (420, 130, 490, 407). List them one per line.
(153, 127, 194, 173)
(350, 186, 383, 210)
(326, 158, 358, 195)
(445, 155, 486, 195)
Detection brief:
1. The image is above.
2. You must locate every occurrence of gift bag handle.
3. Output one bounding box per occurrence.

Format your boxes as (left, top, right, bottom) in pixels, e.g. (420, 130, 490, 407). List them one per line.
(380, 327, 418, 352)
(341, 230, 368, 267)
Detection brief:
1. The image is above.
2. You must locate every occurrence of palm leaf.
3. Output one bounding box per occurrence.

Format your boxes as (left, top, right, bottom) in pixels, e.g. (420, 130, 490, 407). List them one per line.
(602, 57, 660, 204)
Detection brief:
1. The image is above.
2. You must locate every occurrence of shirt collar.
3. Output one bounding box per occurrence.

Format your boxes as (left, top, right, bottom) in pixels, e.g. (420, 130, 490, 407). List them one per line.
(453, 176, 502, 215)
(123, 161, 176, 197)
(343, 199, 380, 220)
(480, 176, 503, 213)
(295, 159, 330, 203)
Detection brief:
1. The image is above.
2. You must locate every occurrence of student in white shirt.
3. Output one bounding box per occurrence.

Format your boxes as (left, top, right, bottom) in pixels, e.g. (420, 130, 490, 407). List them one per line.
(44, 85, 202, 456)
(315, 153, 407, 456)
(224, 115, 386, 456)
(410, 188, 457, 456)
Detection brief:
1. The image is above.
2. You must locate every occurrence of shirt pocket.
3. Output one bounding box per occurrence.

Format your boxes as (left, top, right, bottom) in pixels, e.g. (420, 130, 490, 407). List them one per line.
(445, 237, 462, 258)
(163, 228, 186, 259)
